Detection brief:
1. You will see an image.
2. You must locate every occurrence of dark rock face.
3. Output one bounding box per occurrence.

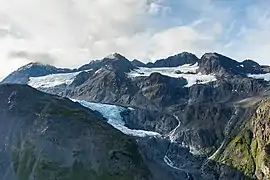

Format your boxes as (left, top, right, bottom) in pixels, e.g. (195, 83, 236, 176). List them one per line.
(78, 60, 101, 71)
(198, 53, 245, 76)
(0, 84, 151, 180)
(123, 108, 178, 134)
(198, 53, 269, 76)
(146, 52, 199, 68)
(133, 73, 188, 106)
(78, 53, 135, 73)
(132, 59, 147, 67)
(173, 103, 233, 151)
(213, 98, 270, 179)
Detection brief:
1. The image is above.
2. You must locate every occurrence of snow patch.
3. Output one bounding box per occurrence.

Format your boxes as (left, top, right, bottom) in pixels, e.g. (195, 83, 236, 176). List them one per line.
(248, 73, 270, 81)
(164, 155, 183, 171)
(105, 53, 120, 59)
(28, 70, 90, 88)
(189, 146, 202, 156)
(94, 68, 103, 74)
(127, 63, 216, 87)
(72, 99, 161, 138)
(167, 115, 181, 142)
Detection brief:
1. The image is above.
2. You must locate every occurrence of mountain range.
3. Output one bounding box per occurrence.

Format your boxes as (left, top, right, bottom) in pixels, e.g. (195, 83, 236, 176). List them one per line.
(1, 52, 270, 180)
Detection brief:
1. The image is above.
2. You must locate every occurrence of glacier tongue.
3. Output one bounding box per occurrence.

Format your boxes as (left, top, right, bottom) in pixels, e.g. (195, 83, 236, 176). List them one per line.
(72, 99, 161, 138)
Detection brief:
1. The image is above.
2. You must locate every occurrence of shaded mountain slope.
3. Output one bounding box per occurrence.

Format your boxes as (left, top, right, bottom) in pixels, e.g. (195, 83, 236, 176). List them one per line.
(0, 84, 151, 180)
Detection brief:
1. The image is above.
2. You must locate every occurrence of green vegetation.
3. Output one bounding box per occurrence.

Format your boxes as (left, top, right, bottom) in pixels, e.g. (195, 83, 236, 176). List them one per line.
(9, 99, 150, 180)
(215, 98, 270, 178)
(12, 141, 37, 180)
(218, 130, 255, 177)
(11, 137, 149, 180)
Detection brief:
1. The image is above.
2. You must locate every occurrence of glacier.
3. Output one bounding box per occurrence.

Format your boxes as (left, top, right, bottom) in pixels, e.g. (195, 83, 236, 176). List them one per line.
(72, 99, 161, 138)
(248, 73, 270, 81)
(127, 63, 217, 87)
(28, 70, 91, 88)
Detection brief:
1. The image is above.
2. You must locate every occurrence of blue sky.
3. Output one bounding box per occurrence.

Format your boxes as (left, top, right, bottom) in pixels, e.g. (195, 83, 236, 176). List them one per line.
(148, 0, 270, 63)
(0, 0, 269, 79)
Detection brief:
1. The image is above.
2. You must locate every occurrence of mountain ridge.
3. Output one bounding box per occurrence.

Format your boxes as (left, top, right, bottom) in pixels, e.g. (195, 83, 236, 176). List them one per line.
(1, 51, 270, 179)
(0, 83, 151, 180)
(2, 51, 270, 86)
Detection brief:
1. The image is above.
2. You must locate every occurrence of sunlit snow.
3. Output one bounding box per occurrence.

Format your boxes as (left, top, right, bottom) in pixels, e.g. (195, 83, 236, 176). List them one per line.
(248, 73, 270, 81)
(72, 99, 161, 138)
(28, 70, 89, 88)
(127, 63, 216, 87)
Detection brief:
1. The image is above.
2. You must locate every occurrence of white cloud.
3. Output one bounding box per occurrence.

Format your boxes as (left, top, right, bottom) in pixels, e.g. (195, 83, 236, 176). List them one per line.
(0, 0, 217, 80)
(147, 1, 171, 16)
(0, 0, 270, 80)
(225, 3, 270, 65)
(0, 0, 158, 79)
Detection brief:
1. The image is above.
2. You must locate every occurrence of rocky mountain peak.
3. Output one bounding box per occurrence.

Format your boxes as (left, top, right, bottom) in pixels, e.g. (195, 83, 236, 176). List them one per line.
(146, 52, 199, 68)
(2, 63, 58, 84)
(241, 59, 265, 74)
(100, 53, 135, 73)
(1, 62, 73, 85)
(242, 59, 260, 68)
(131, 59, 147, 67)
(18, 62, 54, 71)
(199, 53, 270, 76)
(105, 52, 125, 60)
(78, 53, 129, 71)
(199, 52, 245, 76)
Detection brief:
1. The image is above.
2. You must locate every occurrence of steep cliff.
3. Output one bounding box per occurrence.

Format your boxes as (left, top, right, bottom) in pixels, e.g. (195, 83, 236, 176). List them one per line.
(214, 98, 270, 179)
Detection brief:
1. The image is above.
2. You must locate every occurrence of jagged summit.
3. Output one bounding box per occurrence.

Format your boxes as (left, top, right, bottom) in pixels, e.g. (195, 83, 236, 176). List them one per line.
(78, 52, 135, 73)
(199, 52, 242, 75)
(146, 52, 199, 68)
(104, 52, 126, 60)
(1, 61, 72, 84)
(199, 52, 269, 76)
(131, 59, 147, 67)
(18, 62, 53, 70)
(242, 59, 260, 68)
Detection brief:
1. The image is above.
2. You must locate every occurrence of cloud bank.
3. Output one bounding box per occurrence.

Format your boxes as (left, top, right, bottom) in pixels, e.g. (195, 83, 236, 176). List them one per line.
(0, 0, 269, 79)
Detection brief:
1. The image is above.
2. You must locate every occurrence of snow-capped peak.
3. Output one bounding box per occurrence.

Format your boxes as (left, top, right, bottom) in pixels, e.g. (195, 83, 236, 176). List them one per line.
(18, 62, 50, 71)
(105, 53, 125, 60)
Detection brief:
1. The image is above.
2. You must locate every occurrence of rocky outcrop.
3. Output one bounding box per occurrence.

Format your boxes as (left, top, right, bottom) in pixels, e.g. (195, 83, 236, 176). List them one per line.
(214, 98, 270, 179)
(198, 53, 270, 76)
(251, 99, 270, 179)
(132, 59, 147, 67)
(198, 53, 245, 76)
(146, 52, 198, 68)
(79, 53, 135, 73)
